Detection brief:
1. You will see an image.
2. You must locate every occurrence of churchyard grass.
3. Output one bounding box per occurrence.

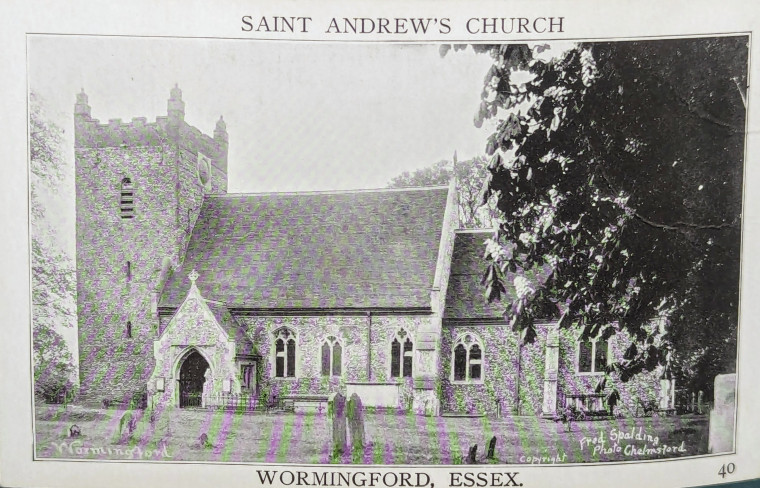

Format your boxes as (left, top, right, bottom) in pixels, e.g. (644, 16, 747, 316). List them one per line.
(35, 405, 708, 464)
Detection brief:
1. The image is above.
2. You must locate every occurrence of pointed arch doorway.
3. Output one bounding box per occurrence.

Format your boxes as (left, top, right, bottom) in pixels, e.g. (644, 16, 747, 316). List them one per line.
(178, 350, 209, 408)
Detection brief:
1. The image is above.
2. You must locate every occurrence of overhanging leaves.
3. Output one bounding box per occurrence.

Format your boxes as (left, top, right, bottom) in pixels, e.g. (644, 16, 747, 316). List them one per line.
(472, 37, 747, 391)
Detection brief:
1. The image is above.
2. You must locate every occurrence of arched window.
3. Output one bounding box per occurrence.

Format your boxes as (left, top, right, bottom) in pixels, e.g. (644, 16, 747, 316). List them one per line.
(390, 328, 413, 378)
(321, 336, 343, 377)
(125, 321, 132, 339)
(120, 177, 135, 219)
(578, 336, 609, 374)
(126, 260, 132, 281)
(451, 333, 484, 383)
(273, 328, 297, 378)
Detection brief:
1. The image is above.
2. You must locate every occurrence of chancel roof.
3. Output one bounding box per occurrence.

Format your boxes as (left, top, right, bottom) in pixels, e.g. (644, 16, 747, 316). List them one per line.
(442, 230, 554, 321)
(443, 231, 510, 320)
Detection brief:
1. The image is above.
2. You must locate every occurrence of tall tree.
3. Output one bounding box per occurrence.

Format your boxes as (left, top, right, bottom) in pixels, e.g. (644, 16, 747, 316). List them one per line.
(30, 92, 77, 402)
(388, 156, 499, 228)
(465, 38, 747, 394)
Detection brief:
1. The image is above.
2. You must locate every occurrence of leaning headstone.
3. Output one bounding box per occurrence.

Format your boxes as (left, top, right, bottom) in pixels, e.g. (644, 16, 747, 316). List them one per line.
(113, 410, 138, 444)
(486, 436, 497, 460)
(708, 374, 736, 454)
(328, 392, 347, 457)
(466, 444, 478, 464)
(120, 411, 134, 435)
(347, 393, 366, 454)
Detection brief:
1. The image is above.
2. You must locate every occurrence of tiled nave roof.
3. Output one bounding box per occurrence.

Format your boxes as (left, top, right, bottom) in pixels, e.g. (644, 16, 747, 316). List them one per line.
(160, 187, 450, 311)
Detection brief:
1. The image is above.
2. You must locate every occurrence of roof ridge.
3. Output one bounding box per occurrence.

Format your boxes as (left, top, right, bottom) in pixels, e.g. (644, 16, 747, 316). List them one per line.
(205, 185, 449, 198)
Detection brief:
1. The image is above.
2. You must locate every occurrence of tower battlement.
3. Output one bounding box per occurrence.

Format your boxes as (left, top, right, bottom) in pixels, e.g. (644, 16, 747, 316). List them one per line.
(74, 87, 228, 175)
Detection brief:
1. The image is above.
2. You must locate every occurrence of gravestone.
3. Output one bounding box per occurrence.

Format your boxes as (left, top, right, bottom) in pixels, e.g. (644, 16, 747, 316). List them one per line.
(328, 392, 347, 456)
(486, 436, 497, 460)
(708, 374, 736, 454)
(113, 410, 138, 444)
(347, 393, 365, 453)
(691, 392, 696, 413)
(198, 432, 213, 449)
(120, 411, 136, 436)
(698, 390, 704, 415)
(466, 444, 478, 464)
(659, 378, 674, 409)
(541, 328, 560, 417)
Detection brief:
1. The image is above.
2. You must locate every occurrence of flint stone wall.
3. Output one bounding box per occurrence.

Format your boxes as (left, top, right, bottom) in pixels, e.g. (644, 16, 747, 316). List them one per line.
(440, 323, 662, 416)
(236, 315, 429, 404)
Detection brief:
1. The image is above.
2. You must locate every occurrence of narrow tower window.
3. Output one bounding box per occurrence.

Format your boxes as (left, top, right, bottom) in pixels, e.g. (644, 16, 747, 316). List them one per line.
(126, 321, 132, 339)
(120, 177, 135, 219)
(126, 261, 132, 281)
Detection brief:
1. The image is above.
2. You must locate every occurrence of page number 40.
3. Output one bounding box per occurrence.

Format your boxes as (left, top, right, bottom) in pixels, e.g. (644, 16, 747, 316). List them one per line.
(718, 463, 736, 478)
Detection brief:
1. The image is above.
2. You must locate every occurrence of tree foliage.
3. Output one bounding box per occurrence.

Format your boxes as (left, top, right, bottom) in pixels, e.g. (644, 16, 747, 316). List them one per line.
(388, 156, 499, 228)
(463, 38, 747, 393)
(30, 92, 77, 401)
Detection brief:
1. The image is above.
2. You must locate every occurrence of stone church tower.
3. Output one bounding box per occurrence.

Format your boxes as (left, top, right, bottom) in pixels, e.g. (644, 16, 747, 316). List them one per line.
(74, 87, 228, 406)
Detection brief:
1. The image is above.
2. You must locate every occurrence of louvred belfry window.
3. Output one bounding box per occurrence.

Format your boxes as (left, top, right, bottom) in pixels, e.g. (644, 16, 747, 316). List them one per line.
(120, 177, 135, 219)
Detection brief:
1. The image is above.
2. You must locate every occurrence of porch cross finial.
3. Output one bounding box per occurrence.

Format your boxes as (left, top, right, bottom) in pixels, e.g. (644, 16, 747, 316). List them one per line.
(189, 269, 199, 284)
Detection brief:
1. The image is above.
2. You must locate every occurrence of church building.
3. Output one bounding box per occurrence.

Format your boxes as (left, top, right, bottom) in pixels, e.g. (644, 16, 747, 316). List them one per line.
(74, 87, 665, 417)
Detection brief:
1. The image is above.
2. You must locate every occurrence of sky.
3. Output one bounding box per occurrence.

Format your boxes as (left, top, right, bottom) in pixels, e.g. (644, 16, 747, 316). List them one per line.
(29, 38, 497, 184)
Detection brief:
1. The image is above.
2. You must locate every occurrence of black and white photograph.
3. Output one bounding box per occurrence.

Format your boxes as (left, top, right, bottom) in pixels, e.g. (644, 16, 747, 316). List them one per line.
(24, 32, 749, 469)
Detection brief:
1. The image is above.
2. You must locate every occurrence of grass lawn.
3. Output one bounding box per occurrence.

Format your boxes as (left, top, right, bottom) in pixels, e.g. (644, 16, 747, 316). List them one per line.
(35, 404, 709, 464)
